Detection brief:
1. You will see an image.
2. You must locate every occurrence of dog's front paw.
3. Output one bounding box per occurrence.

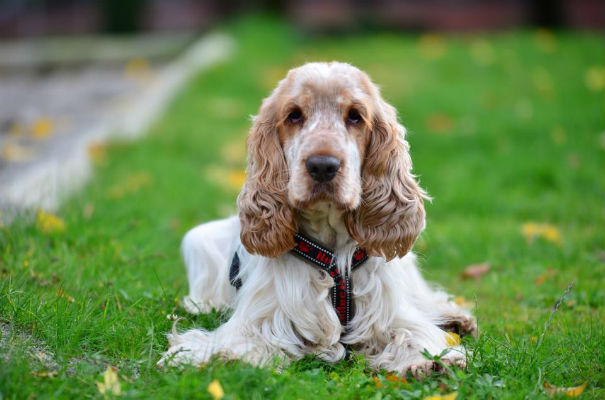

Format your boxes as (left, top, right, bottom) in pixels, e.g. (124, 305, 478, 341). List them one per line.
(439, 313, 478, 338)
(182, 295, 216, 315)
(404, 350, 467, 380)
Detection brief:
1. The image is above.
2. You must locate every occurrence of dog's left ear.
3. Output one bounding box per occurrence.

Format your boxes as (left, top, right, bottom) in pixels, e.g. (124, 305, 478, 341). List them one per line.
(237, 94, 297, 258)
(345, 95, 428, 261)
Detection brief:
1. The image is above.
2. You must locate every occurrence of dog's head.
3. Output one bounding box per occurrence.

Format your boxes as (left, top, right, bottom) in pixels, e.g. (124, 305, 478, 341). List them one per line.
(238, 62, 427, 260)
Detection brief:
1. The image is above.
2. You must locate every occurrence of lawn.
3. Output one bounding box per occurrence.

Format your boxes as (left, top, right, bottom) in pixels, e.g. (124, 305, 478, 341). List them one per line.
(1, 16, 603, 399)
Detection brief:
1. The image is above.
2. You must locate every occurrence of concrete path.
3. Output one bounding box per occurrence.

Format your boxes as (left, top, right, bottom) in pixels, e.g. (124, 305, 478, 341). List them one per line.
(0, 33, 234, 222)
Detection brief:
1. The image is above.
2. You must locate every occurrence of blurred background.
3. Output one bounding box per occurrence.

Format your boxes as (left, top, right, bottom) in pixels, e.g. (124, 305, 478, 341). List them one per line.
(1, 0, 604, 36)
(0, 1, 603, 215)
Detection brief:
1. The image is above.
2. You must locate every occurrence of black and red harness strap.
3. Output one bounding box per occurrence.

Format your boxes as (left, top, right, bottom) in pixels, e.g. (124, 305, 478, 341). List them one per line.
(229, 233, 368, 328)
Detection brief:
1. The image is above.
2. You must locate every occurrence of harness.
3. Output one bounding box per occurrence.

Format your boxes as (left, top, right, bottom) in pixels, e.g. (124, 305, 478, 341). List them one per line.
(229, 233, 368, 328)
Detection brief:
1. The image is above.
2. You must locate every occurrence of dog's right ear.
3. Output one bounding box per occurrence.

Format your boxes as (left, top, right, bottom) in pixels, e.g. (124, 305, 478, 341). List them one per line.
(237, 95, 297, 258)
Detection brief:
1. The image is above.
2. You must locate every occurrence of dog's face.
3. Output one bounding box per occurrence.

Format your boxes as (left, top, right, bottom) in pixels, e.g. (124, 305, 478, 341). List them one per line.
(276, 63, 369, 211)
(238, 62, 427, 260)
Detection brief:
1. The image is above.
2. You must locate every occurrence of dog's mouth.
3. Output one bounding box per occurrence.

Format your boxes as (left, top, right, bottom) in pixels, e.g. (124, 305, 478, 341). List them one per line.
(291, 181, 353, 211)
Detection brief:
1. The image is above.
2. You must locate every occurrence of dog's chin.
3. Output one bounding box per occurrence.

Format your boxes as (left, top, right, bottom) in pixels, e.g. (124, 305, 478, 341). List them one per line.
(290, 182, 359, 212)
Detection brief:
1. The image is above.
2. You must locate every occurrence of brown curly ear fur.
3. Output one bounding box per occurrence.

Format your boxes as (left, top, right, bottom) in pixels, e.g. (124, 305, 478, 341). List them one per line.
(345, 98, 428, 261)
(237, 96, 297, 258)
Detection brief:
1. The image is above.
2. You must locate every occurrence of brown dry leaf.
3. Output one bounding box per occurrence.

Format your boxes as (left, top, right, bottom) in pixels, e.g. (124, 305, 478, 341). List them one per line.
(56, 288, 75, 303)
(460, 262, 491, 280)
(36, 211, 66, 234)
(207, 379, 224, 400)
(373, 376, 384, 388)
(424, 392, 457, 400)
(96, 365, 121, 397)
(385, 373, 407, 384)
(2, 142, 34, 162)
(426, 114, 453, 134)
(543, 381, 586, 397)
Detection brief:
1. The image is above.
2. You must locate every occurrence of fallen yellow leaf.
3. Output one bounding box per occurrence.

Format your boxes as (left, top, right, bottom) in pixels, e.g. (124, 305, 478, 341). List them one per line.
(96, 365, 121, 397)
(534, 29, 557, 53)
(550, 126, 566, 145)
(262, 66, 288, 90)
(2, 143, 34, 162)
(220, 139, 247, 163)
(204, 166, 247, 192)
(424, 392, 457, 400)
(207, 379, 224, 400)
(453, 297, 475, 309)
(532, 67, 553, 94)
(36, 211, 66, 234)
(446, 332, 461, 347)
(56, 288, 75, 303)
(109, 171, 152, 199)
(88, 143, 108, 166)
(31, 118, 54, 139)
(418, 34, 447, 60)
(470, 40, 494, 66)
(585, 66, 605, 91)
(521, 222, 562, 245)
(30, 370, 58, 378)
(227, 170, 247, 189)
(124, 58, 153, 83)
(543, 381, 587, 397)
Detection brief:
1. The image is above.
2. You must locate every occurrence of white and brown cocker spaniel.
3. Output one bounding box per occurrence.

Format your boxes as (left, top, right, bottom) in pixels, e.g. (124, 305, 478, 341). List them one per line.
(160, 62, 477, 376)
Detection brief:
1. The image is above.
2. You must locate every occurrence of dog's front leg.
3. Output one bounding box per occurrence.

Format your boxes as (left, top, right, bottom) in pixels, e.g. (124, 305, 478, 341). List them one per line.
(346, 258, 467, 377)
(160, 255, 345, 367)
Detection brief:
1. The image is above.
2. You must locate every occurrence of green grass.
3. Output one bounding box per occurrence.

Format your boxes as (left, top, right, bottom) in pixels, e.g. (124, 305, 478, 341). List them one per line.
(1, 16, 604, 399)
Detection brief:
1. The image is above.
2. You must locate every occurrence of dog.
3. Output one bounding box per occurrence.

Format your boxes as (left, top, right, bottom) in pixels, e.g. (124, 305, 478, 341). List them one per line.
(159, 62, 477, 376)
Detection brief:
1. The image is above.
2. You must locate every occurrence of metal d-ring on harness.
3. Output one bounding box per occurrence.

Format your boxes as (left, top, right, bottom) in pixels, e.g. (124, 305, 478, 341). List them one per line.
(229, 233, 369, 329)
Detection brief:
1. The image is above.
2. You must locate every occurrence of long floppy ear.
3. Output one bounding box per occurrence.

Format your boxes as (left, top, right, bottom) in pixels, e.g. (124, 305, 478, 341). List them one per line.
(237, 95, 297, 258)
(345, 97, 428, 261)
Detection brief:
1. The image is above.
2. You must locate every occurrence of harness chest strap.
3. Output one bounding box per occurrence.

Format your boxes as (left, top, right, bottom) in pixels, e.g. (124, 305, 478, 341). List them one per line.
(229, 233, 368, 328)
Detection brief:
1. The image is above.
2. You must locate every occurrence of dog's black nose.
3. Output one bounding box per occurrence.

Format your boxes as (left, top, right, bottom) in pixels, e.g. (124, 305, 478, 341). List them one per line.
(305, 155, 341, 182)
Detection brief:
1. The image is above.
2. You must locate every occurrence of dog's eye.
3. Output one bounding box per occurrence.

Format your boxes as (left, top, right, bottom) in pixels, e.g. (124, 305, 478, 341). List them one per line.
(287, 108, 303, 124)
(347, 109, 362, 125)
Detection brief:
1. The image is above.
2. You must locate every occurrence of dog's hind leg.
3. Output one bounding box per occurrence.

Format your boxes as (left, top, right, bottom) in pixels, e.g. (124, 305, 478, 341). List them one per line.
(181, 216, 240, 314)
